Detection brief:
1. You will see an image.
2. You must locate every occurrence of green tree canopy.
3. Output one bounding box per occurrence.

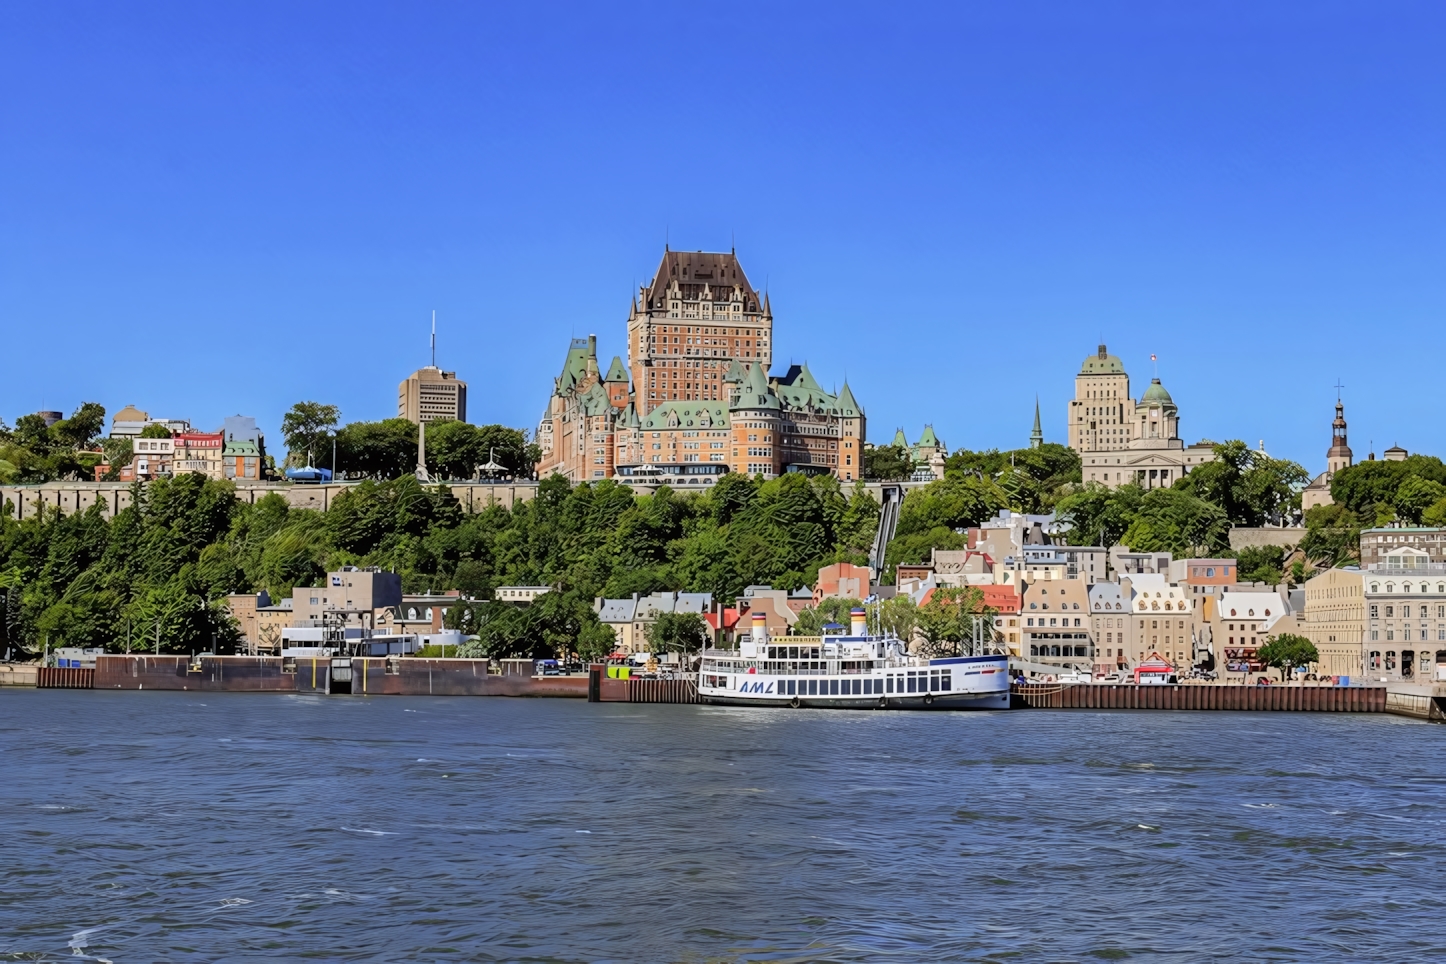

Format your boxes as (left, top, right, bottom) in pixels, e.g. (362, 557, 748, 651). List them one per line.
(1172, 440, 1308, 526)
(1255, 632, 1319, 681)
(281, 401, 340, 467)
(863, 444, 913, 481)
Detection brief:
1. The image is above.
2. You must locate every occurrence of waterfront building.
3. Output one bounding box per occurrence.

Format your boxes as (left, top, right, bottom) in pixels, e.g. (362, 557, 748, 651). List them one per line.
(1300, 399, 1353, 512)
(1361, 547, 1446, 682)
(1300, 567, 1365, 678)
(1170, 558, 1238, 600)
(536, 249, 865, 484)
(1069, 344, 1215, 488)
(224, 591, 271, 654)
(1110, 547, 1172, 577)
(982, 585, 1022, 653)
(594, 591, 716, 654)
(814, 562, 870, 603)
(1020, 579, 1094, 671)
(1359, 526, 1446, 567)
(399, 366, 468, 424)
(291, 567, 404, 630)
(1087, 574, 1196, 674)
(1214, 588, 1296, 677)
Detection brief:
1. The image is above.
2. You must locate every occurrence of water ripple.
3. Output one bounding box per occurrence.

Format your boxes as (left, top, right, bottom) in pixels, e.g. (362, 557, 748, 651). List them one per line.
(0, 690, 1441, 961)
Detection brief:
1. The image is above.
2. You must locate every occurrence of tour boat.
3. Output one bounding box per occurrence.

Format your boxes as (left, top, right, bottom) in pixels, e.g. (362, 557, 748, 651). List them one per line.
(697, 609, 1010, 710)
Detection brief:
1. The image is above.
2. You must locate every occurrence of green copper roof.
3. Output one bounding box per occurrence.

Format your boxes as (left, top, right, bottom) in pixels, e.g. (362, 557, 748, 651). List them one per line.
(730, 363, 781, 412)
(640, 401, 730, 430)
(1080, 344, 1125, 375)
(1141, 378, 1174, 407)
(892, 428, 909, 448)
(604, 356, 629, 383)
(917, 425, 941, 448)
(723, 358, 747, 383)
(834, 381, 862, 418)
(557, 338, 592, 393)
(578, 381, 614, 417)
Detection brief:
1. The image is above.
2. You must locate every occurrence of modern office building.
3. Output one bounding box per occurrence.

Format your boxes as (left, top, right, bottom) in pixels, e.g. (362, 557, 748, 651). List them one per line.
(399, 366, 468, 424)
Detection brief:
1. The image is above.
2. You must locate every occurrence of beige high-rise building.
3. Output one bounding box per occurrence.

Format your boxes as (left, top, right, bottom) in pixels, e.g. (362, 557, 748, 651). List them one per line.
(399, 367, 467, 424)
(1069, 344, 1214, 488)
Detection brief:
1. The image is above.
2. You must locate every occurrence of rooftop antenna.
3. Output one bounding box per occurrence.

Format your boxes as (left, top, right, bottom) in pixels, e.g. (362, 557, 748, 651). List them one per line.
(1150, 353, 1158, 378)
(430, 310, 436, 368)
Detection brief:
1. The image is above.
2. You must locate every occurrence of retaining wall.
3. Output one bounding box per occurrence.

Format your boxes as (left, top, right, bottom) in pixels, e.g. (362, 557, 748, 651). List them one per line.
(1012, 682, 1385, 712)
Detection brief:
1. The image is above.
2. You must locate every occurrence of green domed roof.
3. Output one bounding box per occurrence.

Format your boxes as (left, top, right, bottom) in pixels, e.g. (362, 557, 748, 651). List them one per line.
(1141, 378, 1174, 406)
(1080, 344, 1124, 375)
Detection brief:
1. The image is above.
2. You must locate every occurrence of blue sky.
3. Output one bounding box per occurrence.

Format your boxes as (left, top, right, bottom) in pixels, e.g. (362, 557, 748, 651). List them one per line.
(2, 1, 1443, 470)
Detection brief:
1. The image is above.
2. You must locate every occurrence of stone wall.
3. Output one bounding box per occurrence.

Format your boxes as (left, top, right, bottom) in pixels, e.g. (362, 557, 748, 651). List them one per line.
(0, 480, 541, 520)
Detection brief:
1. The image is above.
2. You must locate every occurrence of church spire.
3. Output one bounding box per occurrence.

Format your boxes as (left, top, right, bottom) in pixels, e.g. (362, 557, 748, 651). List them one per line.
(1030, 396, 1043, 449)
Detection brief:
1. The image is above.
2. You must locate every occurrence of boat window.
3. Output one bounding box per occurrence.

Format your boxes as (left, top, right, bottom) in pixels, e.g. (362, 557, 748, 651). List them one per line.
(886, 676, 894, 693)
(809, 679, 819, 696)
(942, 671, 952, 691)
(851, 679, 862, 695)
(863, 679, 873, 695)
(907, 675, 917, 693)
(785, 679, 796, 695)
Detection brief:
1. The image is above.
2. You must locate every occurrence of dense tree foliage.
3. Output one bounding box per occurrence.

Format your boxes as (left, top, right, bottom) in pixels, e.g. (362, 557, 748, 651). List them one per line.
(0, 470, 879, 658)
(280, 400, 536, 482)
(1172, 441, 1308, 526)
(0, 403, 108, 483)
(1255, 632, 1320, 680)
(944, 443, 1081, 515)
(863, 444, 913, 482)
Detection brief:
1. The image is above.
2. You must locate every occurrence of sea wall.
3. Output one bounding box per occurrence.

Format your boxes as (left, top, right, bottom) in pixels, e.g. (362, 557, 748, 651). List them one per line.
(1012, 682, 1384, 712)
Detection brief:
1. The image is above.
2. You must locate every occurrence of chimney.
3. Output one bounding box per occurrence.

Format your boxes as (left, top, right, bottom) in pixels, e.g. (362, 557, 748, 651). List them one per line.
(586, 334, 598, 377)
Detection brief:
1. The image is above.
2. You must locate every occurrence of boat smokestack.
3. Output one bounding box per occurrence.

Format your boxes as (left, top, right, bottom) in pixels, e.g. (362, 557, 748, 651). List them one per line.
(850, 608, 867, 636)
(751, 612, 768, 647)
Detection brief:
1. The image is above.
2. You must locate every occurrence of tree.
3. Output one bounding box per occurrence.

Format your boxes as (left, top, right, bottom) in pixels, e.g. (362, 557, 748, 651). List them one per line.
(916, 586, 992, 658)
(139, 422, 173, 439)
(1330, 455, 1446, 517)
(1299, 503, 1361, 567)
(946, 443, 1082, 514)
(874, 595, 919, 644)
(52, 402, 106, 450)
(1055, 483, 1144, 548)
(1255, 633, 1319, 681)
(1172, 440, 1308, 526)
(794, 597, 862, 635)
(1119, 488, 1230, 556)
(644, 611, 709, 656)
(1395, 477, 1446, 525)
(1235, 545, 1286, 586)
(864, 444, 913, 481)
(281, 402, 340, 467)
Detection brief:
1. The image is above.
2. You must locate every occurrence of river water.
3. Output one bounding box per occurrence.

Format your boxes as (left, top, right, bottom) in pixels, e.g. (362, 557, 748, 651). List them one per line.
(1, 691, 1443, 962)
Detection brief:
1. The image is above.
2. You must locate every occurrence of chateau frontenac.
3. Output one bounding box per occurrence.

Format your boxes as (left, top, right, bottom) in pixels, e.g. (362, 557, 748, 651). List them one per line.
(535, 249, 865, 485)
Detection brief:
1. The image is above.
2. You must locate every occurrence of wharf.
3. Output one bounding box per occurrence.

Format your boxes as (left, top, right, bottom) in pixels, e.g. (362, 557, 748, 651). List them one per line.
(11, 658, 1442, 721)
(1012, 682, 1386, 713)
(87, 655, 587, 697)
